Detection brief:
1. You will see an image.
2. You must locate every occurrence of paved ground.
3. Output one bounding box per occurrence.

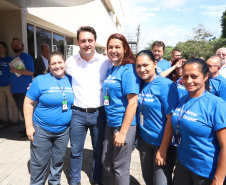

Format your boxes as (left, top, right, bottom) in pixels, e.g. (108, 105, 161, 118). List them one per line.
(0, 123, 145, 185)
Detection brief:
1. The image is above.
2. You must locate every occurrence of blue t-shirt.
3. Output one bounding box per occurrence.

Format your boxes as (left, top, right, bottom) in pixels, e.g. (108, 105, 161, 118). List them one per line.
(103, 64, 141, 127)
(138, 76, 179, 146)
(0, 56, 12, 87)
(209, 74, 226, 101)
(26, 73, 74, 133)
(157, 59, 171, 74)
(175, 78, 188, 99)
(10, 52, 34, 93)
(171, 92, 226, 179)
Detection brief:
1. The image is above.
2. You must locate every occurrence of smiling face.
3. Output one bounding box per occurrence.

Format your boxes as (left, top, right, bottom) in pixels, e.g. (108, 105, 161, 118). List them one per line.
(78, 31, 96, 61)
(171, 51, 182, 62)
(49, 54, 65, 78)
(135, 55, 157, 83)
(107, 38, 126, 66)
(182, 63, 209, 97)
(152, 46, 164, 61)
(0, 44, 6, 56)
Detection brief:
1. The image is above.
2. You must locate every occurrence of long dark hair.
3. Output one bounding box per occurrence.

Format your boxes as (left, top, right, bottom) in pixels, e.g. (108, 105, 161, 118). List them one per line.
(107, 33, 134, 65)
(182, 58, 210, 91)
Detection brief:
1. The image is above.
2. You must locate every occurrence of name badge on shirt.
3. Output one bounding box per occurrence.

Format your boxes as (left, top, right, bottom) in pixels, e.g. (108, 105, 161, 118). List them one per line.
(62, 100, 68, 110)
(172, 132, 182, 146)
(104, 95, 110, 106)
(140, 112, 144, 126)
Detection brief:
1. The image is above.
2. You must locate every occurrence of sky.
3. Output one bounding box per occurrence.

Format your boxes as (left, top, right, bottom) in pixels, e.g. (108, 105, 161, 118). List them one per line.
(120, 0, 226, 50)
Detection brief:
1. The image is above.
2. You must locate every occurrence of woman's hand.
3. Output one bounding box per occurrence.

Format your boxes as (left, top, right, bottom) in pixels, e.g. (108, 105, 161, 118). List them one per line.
(26, 125, 35, 142)
(155, 149, 167, 166)
(113, 132, 126, 147)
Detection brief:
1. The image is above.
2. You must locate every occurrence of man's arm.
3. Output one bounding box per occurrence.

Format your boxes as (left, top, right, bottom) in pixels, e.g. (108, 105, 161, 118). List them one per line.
(10, 66, 34, 76)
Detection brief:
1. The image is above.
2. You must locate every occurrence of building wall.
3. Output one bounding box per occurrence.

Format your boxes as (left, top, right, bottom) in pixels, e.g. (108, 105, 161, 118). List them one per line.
(0, 10, 23, 57)
(26, 0, 124, 48)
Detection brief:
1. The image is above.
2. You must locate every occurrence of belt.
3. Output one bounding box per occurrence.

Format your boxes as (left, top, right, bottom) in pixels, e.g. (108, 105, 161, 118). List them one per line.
(71, 105, 104, 113)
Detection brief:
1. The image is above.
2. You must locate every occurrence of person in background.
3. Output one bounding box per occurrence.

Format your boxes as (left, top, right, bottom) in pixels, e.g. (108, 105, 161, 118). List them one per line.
(206, 56, 226, 101)
(10, 37, 34, 130)
(160, 58, 188, 99)
(66, 26, 111, 185)
(152, 41, 171, 74)
(0, 41, 19, 127)
(24, 51, 74, 185)
(217, 47, 226, 78)
(160, 58, 226, 185)
(33, 43, 50, 77)
(102, 33, 140, 185)
(135, 50, 179, 185)
(169, 48, 182, 64)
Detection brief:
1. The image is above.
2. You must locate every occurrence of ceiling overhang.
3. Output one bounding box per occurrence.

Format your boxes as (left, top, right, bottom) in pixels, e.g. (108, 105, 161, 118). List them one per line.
(4, 0, 94, 8)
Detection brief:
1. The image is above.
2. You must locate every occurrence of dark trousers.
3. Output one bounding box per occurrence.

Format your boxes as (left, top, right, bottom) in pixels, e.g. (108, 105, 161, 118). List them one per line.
(12, 93, 26, 118)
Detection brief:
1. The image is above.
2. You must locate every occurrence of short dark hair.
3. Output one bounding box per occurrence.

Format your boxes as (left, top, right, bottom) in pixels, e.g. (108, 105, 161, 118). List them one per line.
(0, 41, 7, 48)
(77, 26, 97, 41)
(172, 48, 181, 55)
(41, 43, 49, 50)
(152, 41, 165, 52)
(182, 58, 210, 91)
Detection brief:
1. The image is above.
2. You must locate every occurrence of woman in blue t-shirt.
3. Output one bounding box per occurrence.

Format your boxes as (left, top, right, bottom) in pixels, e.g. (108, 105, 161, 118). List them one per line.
(102, 33, 140, 185)
(24, 51, 74, 185)
(135, 50, 179, 185)
(163, 58, 226, 185)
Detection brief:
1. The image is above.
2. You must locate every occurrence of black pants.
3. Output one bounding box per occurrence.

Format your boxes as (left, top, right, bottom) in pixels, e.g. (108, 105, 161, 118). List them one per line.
(12, 93, 25, 119)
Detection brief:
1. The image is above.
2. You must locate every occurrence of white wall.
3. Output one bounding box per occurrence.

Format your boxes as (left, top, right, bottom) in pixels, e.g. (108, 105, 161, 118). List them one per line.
(27, 0, 124, 48)
(0, 10, 23, 57)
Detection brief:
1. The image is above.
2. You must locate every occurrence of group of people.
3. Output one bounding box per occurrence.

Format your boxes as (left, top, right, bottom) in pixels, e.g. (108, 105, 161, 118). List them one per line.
(1, 25, 226, 185)
(0, 38, 34, 136)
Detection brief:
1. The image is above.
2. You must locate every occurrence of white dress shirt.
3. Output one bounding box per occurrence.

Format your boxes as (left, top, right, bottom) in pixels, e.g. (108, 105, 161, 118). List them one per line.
(41, 55, 48, 69)
(66, 52, 112, 108)
(219, 64, 226, 78)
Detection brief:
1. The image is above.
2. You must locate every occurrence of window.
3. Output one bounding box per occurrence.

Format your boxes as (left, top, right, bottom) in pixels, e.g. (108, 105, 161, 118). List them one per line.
(27, 24, 35, 59)
(36, 27, 52, 57)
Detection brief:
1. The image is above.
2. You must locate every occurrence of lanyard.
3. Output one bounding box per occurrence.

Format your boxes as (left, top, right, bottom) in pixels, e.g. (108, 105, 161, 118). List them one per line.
(176, 90, 207, 134)
(140, 75, 158, 112)
(106, 65, 121, 94)
(52, 75, 66, 100)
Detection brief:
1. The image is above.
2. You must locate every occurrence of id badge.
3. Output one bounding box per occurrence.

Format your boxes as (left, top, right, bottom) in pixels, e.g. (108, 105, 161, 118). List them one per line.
(62, 100, 68, 110)
(172, 132, 182, 146)
(104, 95, 110, 106)
(140, 112, 144, 126)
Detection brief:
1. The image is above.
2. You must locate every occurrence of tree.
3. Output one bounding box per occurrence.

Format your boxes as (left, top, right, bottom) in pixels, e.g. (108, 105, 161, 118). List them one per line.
(175, 24, 214, 60)
(221, 10, 226, 38)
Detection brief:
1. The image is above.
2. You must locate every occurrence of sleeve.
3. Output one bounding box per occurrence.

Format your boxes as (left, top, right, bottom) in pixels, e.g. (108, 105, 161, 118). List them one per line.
(212, 101, 226, 131)
(122, 65, 141, 95)
(161, 81, 179, 115)
(26, 77, 41, 101)
(219, 83, 226, 102)
(23, 54, 34, 72)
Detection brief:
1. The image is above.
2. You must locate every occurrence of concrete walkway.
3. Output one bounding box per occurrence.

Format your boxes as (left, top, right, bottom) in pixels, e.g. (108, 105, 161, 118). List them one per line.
(0, 123, 145, 185)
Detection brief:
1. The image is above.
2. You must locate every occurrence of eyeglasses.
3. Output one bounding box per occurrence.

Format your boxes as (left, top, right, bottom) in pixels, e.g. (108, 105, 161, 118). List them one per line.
(207, 64, 219, 68)
(12, 42, 22, 46)
(217, 53, 226, 57)
(174, 55, 182, 57)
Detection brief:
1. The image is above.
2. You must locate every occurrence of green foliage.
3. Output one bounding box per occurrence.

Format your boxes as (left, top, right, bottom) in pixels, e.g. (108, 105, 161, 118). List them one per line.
(163, 46, 173, 61)
(221, 10, 226, 38)
(145, 24, 225, 61)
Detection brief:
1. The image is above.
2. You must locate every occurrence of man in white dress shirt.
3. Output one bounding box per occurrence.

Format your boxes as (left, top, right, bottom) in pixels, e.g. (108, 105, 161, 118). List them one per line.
(217, 47, 226, 78)
(66, 26, 111, 185)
